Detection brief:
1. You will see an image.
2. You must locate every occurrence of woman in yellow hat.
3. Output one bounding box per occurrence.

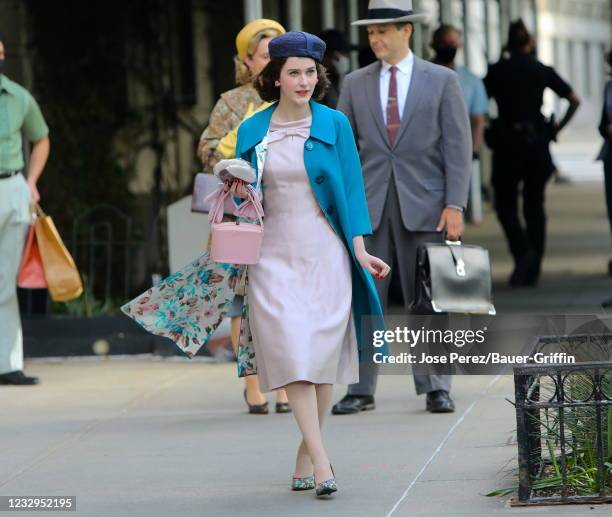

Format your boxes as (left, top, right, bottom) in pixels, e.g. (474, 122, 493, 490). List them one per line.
(197, 19, 290, 415)
(198, 19, 285, 169)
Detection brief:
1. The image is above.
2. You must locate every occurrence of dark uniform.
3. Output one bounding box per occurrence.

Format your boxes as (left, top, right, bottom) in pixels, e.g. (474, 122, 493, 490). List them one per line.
(484, 52, 573, 283)
(599, 79, 612, 236)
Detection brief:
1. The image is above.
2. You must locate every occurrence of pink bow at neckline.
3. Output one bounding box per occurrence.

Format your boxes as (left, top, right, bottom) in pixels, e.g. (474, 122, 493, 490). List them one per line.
(266, 127, 310, 144)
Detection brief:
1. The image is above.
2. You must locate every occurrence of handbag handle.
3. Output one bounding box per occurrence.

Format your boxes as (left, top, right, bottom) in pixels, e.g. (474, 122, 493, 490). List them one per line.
(208, 133, 268, 228)
(211, 134, 267, 213)
(209, 186, 264, 229)
(254, 135, 268, 192)
(32, 202, 45, 217)
(28, 202, 45, 223)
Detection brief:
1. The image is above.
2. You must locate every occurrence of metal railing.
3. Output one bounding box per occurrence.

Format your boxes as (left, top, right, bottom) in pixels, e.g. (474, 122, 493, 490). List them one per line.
(514, 355, 612, 505)
(70, 205, 160, 309)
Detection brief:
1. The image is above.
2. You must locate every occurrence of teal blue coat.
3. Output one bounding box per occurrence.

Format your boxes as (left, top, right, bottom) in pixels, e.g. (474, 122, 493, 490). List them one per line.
(236, 100, 386, 359)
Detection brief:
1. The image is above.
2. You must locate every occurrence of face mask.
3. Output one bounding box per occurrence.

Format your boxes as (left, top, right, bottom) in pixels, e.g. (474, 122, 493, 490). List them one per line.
(334, 53, 351, 77)
(0, 59, 4, 74)
(435, 46, 457, 64)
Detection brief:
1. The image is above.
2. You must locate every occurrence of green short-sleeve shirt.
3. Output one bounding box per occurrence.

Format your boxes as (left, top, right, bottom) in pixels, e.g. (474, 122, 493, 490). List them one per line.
(0, 74, 49, 171)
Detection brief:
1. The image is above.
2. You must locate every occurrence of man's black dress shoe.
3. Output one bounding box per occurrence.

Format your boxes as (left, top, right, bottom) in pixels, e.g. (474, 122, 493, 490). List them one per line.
(331, 394, 375, 415)
(0, 371, 39, 385)
(426, 390, 455, 413)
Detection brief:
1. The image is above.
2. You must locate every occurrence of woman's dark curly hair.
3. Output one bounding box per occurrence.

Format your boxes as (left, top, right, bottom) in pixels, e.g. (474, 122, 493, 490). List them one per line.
(254, 58, 331, 102)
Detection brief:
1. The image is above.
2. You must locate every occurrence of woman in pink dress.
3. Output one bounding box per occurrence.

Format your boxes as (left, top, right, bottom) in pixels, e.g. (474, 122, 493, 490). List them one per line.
(231, 32, 390, 497)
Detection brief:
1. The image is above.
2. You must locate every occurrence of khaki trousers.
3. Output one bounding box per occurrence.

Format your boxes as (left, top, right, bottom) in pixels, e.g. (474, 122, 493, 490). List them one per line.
(0, 174, 31, 374)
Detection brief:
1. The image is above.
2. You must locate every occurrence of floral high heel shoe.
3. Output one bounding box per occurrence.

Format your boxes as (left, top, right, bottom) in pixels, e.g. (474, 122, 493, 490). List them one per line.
(290, 475, 315, 491)
(315, 465, 337, 497)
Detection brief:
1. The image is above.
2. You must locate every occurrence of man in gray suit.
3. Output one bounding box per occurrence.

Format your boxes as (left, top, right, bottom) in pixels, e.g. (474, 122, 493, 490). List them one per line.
(332, 0, 472, 414)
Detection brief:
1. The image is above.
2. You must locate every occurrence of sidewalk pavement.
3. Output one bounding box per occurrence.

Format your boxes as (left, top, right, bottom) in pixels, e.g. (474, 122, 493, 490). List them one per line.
(551, 128, 604, 183)
(2, 362, 608, 517)
(3, 165, 612, 516)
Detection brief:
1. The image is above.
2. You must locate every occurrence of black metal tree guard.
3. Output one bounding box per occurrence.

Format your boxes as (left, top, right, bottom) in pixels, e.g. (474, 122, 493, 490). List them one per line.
(513, 360, 611, 505)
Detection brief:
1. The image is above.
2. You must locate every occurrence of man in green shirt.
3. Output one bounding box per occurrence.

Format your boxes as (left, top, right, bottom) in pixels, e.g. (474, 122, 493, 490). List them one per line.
(0, 37, 50, 385)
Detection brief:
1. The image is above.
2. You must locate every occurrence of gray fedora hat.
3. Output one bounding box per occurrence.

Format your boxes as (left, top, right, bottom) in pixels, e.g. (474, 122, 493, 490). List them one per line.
(352, 0, 427, 26)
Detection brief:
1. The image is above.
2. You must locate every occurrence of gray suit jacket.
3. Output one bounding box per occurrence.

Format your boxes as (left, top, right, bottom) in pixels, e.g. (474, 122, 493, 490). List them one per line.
(337, 56, 472, 232)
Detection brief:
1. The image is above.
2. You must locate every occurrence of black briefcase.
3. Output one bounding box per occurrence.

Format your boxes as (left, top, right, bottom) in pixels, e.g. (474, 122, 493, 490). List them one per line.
(409, 241, 496, 315)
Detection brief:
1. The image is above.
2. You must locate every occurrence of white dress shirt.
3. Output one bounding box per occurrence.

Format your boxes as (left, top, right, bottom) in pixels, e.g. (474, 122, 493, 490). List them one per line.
(379, 51, 414, 124)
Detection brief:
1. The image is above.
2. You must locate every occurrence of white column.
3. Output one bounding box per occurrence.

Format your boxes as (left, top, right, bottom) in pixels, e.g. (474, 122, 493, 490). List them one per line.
(463, 1, 484, 223)
(509, 0, 521, 20)
(243, 0, 262, 22)
(412, 0, 424, 56)
(499, 0, 511, 46)
(483, 0, 490, 61)
(571, 40, 583, 98)
(530, 0, 539, 47)
(462, 0, 472, 69)
(466, 0, 488, 75)
(288, 0, 302, 31)
(590, 41, 603, 103)
(469, 161, 484, 224)
(440, 0, 454, 23)
(519, 0, 533, 23)
(484, 0, 501, 63)
(322, 0, 335, 29)
(558, 38, 570, 82)
(348, 0, 359, 69)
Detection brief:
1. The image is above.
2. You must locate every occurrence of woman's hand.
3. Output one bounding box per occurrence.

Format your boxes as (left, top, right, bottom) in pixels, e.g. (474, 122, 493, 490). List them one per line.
(352, 235, 390, 280)
(223, 179, 250, 199)
(355, 250, 391, 280)
(27, 180, 41, 203)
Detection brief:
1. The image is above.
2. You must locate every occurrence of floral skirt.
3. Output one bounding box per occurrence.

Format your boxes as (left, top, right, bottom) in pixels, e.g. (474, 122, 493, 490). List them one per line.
(121, 252, 258, 377)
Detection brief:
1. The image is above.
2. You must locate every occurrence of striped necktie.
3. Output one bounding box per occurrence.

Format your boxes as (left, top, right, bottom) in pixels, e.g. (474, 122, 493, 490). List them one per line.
(386, 65, 401, 147)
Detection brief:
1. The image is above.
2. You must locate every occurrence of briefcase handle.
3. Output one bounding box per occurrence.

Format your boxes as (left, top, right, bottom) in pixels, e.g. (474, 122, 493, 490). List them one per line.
(444, 239, 466, 277)
(445, 239, 463, 246)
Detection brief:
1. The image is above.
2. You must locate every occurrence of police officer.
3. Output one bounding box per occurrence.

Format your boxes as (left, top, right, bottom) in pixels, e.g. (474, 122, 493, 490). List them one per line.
(0, 37, 50, 385)
(485, 19, 580, 287)
(599, 50, 612, 274)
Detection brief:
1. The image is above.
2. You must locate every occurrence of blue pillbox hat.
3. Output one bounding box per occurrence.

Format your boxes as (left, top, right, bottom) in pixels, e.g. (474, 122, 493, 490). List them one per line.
(268, 31, 326, 62)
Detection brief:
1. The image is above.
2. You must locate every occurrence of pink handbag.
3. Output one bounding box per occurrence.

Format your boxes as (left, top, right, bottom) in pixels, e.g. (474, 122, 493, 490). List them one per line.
(209, 185, 264, 265)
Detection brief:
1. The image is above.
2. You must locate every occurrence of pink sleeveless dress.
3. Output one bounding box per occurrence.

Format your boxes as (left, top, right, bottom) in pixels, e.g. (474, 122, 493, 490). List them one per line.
(247, 115, 358, 392)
